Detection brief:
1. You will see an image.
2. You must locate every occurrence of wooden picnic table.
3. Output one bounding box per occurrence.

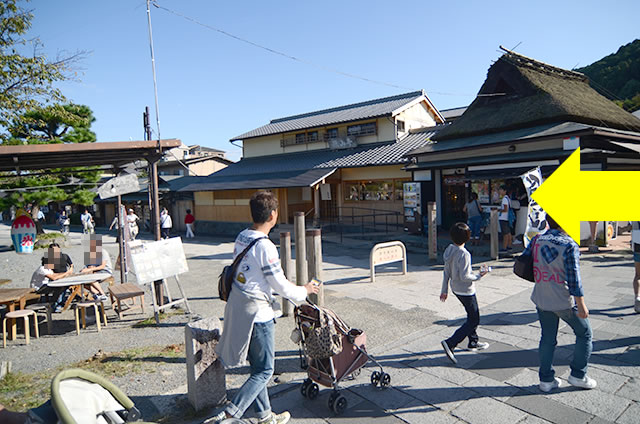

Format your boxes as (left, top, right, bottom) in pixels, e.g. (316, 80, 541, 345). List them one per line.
(48, 272, 113, 311)
(0, 287, 37, 340)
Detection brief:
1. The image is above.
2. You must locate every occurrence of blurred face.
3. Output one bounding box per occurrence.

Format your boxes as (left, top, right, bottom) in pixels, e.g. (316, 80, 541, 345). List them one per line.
(45, 247, 62, 269)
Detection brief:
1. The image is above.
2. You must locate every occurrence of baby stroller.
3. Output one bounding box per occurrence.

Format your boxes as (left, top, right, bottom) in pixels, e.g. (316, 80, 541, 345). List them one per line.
(293, 302, 390, 415)
(26, 368, 155, 424)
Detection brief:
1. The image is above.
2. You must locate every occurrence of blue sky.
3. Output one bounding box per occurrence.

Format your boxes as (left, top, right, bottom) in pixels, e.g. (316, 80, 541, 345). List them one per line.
(29, 0, 640, 161)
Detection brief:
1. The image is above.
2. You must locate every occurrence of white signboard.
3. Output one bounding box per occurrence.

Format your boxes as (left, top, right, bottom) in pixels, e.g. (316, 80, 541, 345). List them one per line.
(320, 184, 331, 200)
(128, 237, 189, 284)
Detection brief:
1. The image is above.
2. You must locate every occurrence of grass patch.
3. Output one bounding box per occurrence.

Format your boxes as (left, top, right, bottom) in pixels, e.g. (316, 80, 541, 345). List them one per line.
(0, 344, 185, 412)
(133, 311, 182, 328)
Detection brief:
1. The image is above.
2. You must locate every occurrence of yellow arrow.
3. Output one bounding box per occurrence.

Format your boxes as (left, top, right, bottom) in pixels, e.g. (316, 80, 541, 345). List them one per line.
(531, 147, 640, 244)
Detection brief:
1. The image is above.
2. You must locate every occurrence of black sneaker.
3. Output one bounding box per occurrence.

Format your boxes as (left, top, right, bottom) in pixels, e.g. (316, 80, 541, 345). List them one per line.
(441, 340, 457, 364)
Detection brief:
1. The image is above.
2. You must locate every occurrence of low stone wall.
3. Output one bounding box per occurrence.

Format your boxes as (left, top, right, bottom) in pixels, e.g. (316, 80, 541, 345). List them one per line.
(195, 220, 251, 237)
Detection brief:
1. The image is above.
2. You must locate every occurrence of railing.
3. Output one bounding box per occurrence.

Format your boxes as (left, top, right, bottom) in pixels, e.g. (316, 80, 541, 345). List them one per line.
(281, 134, 325, 147)
(319, 206, 404, 243)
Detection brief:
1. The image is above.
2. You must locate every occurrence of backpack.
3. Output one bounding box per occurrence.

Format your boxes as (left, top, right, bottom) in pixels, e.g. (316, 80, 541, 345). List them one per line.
(217, 236, 266, 302)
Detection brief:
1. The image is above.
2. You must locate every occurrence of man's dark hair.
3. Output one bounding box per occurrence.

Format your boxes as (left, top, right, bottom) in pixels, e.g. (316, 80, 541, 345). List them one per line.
(186, 209, 191, 214)
(49, 242, 60, 248)
(250, 191, 279, 224)
(470, 192, 478, 200)
(450, 222, 471, 245)
(499, 185, 507, 191)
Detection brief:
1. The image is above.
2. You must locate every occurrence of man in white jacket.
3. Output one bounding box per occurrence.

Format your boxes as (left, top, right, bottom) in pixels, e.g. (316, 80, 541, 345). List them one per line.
(208, 191, 319, 424)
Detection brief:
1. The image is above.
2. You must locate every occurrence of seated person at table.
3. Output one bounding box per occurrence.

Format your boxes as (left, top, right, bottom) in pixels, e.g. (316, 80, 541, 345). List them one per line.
(80, 235, 111, 302)
(30, 247, 74, 311)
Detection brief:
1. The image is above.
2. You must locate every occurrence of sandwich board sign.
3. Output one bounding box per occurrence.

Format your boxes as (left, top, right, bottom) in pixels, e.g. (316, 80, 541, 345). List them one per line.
(128, 237, 189, 284)
(98, 173, 140, 199)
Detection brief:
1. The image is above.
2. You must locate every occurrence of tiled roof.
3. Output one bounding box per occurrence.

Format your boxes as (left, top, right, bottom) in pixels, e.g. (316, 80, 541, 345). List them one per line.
(179, 127, 441, 191)
(231, 91, 427, 141)
(179, 169, 337, 192)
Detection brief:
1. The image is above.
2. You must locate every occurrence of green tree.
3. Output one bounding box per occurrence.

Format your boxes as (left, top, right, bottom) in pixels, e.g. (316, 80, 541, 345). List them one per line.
(0, 104, 100, 231)
(0, 0, 86, 140)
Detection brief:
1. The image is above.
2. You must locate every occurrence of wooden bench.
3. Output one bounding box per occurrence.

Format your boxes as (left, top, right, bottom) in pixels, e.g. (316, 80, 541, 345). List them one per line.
(109, 283, 145, 320)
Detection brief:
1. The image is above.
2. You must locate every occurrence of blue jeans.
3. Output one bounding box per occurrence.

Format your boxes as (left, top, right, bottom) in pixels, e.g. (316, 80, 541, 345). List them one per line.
(226, 320, 275, 420)
(446, 294, 480, 348)
(468, 215, 482, 239)
(536, 307, 592, 382)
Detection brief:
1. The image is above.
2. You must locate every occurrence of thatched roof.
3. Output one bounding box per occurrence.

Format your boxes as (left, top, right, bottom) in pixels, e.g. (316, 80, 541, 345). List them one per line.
(436, 49, 640, 140)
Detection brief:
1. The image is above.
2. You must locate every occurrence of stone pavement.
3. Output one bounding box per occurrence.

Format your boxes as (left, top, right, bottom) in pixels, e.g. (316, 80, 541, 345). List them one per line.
(233, 243, 640, 424)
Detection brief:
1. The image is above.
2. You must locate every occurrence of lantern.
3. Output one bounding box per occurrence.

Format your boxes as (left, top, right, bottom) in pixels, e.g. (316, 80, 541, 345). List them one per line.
(11, 210, 36, 254)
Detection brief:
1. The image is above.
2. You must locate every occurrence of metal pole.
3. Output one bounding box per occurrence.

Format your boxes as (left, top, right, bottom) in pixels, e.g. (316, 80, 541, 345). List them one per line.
(294, 212, 308, 288)
(280, 232, 293, 316)
(117, 195, 126, 284)
(146, 0, 161, 141)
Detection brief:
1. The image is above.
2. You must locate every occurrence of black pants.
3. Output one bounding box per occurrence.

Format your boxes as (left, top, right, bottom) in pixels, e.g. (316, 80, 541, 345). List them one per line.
(446, 293, 480, 348)
(161, 228, 170, 239)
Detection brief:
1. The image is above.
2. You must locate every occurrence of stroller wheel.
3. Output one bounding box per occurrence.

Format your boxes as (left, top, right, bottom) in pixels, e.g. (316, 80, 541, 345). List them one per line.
(328, 391, 339, 410)
(300, 379, 312, 397)
(371, 371, 381, 386)
(333, 395, 348, 415)
(380, 372, 391, 388)
(307, 383, 319, 400)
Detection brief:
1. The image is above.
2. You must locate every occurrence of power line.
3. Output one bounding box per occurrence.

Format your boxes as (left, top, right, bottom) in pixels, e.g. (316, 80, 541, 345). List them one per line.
(151, 1, 473, 97)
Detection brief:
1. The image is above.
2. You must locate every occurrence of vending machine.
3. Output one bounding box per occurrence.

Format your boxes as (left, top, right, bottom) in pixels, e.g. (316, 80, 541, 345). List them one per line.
(403, 182, 422, 234)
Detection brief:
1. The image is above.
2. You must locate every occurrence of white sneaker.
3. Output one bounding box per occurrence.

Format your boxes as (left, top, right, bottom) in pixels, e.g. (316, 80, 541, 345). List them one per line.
(467, 342, 490, 351)
(513, 240, 523, 245)
(257, 411, 291, 424)
(539, 377, 561, 392)
(568, 374, 597, 389)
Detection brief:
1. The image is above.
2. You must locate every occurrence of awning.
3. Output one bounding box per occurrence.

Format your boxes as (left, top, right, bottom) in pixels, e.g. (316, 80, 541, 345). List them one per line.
(610, 141, 640, 155)
(179, 168, 337, 192)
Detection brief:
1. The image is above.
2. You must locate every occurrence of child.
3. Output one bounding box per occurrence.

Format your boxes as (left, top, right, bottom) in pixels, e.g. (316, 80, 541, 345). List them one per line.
(440, 222, 490, 364)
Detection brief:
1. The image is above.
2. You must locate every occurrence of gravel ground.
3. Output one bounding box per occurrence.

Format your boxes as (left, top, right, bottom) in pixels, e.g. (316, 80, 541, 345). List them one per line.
(0, 223, 440, 422)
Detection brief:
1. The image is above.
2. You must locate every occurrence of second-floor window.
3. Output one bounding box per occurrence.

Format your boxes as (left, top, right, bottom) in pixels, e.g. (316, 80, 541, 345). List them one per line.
(326, 128, 338, 140)
(295, 133, 306, 144)
(397, 120, 405, 132)
(347, 122, 377, 137)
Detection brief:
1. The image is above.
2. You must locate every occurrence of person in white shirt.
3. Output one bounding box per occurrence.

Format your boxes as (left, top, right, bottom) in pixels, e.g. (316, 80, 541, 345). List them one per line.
(80, 209, 94, 234)
(498, 185, 512, 252)
(127, 208, 139, 240)
(30, 255, 72, 291)
(208, 191, 319, 424)
(160, 208, 172, 239)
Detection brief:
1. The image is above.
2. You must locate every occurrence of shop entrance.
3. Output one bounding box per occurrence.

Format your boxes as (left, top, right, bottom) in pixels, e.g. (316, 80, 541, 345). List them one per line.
(443, 177, 467, 231)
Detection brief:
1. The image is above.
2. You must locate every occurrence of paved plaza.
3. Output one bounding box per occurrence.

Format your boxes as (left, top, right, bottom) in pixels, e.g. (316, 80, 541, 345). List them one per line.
(0, 224, 639, 423)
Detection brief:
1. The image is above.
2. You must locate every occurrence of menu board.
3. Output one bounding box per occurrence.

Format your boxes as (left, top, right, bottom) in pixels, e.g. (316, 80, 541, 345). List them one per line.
(128, 237, 189, 284)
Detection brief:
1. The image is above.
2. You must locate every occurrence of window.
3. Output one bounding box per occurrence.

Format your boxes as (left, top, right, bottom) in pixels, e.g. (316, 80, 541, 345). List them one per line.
(344, 179, 404, 202)
(347, 122, 377, 137)
(397, 120, 405, 132)
(326, 128, 338, 139)
(308, 131, 318, 142)
(295, 133, 306, 144)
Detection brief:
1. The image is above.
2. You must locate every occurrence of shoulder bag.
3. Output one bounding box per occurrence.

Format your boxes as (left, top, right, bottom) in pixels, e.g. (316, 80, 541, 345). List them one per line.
(513, 237, 536, 282)
(218, 236, 267, 302)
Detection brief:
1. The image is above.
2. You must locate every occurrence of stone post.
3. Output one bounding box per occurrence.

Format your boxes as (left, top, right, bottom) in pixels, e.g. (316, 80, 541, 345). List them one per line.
(427, 202, 437, 261)
(306, 228, 324, 306)
(490, 210, 499, 260)
(280, 231, 293, 316)
(185, 317, 226, 411)
(295, 212, 308, 289)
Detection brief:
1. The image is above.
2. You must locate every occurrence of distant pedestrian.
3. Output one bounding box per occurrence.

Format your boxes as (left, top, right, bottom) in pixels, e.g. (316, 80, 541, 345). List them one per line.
(632, 221, 640, 313)
(127, 208, 140, 240)
(80, 209, 94, 234)
(523, 214, 597, 392)
(160, 208, 172, 239)
(498, 185, 512, 252)
(185, 209, 195, 238)
(463, 192, 482, 246)
(59, 210, 70, 235)
(440, 222, 490, 364)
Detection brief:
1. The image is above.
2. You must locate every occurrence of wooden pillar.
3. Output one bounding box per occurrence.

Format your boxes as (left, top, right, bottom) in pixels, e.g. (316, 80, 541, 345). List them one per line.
(337, 182, 343, 221)
(116, 195, 126, 284)
(313, 185, 320, 224)
(280, 188, 289, 224)
(306, 228, 324, 306)
(294, 212, 308, 289)
(280, 231, 293, 316)
(490, 210, 499, 260)
(427, 202, 437, 261)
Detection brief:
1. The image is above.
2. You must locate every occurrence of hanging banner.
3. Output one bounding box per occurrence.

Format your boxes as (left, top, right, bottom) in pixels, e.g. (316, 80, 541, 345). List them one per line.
(520, 167, 547, 247)
(11, 209, 36, 254)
